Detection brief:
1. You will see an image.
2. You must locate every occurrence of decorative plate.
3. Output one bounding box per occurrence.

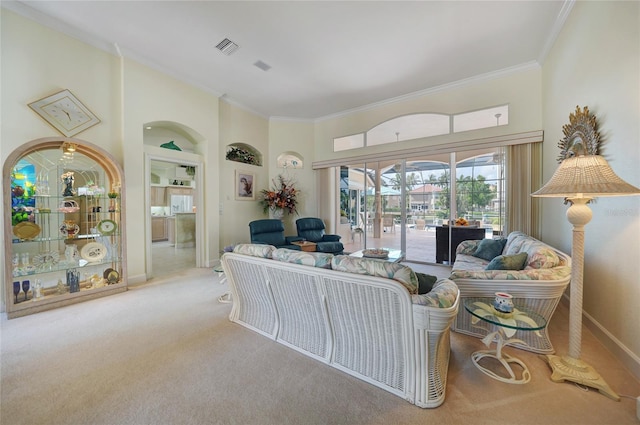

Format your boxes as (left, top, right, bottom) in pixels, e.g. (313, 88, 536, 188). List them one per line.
(362, 249, 389, 259)
(33, 251, 60, 267)
(80, 242, 107, 262)
(103, 268, 120, 284)
(97, 219, 117, 235)
(13, 222, 41, 240)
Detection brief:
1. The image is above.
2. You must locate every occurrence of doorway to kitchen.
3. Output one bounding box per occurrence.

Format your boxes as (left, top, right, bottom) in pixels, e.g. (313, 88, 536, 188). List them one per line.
(143, 121, 205, 279)
(149, 159, 198, 277)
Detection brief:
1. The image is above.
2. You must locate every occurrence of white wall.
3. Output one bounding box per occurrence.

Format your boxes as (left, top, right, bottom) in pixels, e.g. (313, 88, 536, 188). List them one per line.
(268, 119, 316, 234)
(218, 101, 270, 247)
(313, 67, 543, 163)
(120, 58, 219, 277)
(541, 1, 640, 377)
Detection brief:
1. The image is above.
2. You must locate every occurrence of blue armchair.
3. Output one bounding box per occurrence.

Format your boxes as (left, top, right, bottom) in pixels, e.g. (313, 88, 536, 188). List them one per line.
(295, 217, 344, 254)
(249, 219, 303, 250)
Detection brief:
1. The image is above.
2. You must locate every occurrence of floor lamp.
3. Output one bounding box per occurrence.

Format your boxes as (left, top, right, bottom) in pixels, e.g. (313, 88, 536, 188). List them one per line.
(532, 154, 639, 400)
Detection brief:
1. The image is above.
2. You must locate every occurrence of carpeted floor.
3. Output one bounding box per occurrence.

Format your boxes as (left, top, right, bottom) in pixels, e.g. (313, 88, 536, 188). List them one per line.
(1, 267, 638, 425)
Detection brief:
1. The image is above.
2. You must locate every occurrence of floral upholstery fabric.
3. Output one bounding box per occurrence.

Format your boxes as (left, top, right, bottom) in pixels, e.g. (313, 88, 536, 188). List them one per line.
(503, 232, 562, 269)
(272, 248, 333, 269)
(503, 231, 528, 255)
(331, 255, 418, 294)
(233, 243, 276, 258)
(456, 240, 483, 256)
(411, 279, 459, 308)
(449, 263, 571, 281)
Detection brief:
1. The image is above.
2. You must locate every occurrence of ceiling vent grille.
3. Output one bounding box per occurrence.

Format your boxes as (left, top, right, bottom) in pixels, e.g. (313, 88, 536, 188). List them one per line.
(216, 38, 239, 55)
(254, 60, 272, 71)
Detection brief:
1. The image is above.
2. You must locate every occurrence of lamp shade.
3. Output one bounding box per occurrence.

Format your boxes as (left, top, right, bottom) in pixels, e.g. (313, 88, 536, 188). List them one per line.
(532, 155, 640, 198)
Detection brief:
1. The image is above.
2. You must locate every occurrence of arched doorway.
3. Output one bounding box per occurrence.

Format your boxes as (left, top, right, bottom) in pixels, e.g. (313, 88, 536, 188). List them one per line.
(143, 121, 205, 278)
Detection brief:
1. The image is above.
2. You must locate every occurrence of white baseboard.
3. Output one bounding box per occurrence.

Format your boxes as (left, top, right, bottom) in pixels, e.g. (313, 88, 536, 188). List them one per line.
(561, 295, 640, 380)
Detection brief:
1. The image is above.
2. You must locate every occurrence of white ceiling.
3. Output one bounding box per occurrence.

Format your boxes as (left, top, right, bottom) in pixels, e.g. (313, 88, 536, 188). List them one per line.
(7, 1, 571, 120)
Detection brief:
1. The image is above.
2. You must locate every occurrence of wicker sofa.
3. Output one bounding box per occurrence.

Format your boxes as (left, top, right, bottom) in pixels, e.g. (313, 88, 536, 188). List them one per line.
(221, 244, 460, 408)
(449, 231, 571, 354)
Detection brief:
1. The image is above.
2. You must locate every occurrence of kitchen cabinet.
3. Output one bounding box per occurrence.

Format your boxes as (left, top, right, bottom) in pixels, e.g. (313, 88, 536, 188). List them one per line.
(151, 217, 167, 241)
(167, 216, 175, 245)
(4, 139, 127, 319)
(166, 187, 193, 197)
(150, 186, 167, 206)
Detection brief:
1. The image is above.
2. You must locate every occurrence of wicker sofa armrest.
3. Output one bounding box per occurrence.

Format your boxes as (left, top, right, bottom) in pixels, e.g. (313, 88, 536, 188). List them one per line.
(411, 279, 459, 308)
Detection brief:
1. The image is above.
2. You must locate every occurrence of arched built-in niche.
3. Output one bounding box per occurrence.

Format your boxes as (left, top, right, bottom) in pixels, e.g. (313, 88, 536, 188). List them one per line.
(276, 151, 304, 169)
(144, 120, 205, 154)
(3, 137, 127, 319)
(225, 143, 262, 166)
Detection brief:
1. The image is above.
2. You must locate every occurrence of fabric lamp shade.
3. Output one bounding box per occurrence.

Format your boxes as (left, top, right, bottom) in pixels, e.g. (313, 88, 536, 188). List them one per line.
(532, 155, 640, 198)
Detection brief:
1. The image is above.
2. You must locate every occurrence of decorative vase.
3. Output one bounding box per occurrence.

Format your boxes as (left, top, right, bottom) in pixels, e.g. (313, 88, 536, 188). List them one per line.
(65, 244, 79, 265)
(493, 292, 514, 313)
(270, 209, 284, 220)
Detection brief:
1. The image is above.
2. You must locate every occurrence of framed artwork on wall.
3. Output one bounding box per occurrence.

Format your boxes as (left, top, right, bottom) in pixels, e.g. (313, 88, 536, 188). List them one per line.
(235, 170, 255, 201)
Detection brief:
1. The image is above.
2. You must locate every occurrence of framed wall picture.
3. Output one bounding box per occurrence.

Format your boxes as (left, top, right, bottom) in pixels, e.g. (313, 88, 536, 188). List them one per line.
(235, 170, 255, 201)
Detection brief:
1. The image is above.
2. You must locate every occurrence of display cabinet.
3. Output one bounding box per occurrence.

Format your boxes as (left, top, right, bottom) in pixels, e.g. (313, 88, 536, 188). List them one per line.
(4, 138, 127, 319)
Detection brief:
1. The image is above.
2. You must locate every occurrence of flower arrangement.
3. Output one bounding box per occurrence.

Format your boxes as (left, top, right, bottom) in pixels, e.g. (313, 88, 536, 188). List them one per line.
(454, 217, 468, 226)
(260, 175, 298, 215)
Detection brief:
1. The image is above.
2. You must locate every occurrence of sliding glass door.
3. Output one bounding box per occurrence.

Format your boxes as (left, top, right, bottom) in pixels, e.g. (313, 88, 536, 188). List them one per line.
(337, 147, 505, 265)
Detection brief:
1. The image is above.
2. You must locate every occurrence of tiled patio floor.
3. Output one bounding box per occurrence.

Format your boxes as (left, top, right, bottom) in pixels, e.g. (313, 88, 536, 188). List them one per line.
(342, 224, 493, 265)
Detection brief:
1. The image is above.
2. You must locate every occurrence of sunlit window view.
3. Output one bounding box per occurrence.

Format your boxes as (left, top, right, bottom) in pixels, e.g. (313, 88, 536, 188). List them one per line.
(338, 148, 505, 264)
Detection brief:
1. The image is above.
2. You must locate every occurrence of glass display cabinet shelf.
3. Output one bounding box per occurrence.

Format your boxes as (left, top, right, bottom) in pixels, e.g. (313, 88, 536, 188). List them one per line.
(4, 138, 127, 319)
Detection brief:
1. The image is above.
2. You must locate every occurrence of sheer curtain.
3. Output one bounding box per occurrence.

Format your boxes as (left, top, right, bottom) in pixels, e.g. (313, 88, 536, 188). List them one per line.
(506, 142, 542, 238)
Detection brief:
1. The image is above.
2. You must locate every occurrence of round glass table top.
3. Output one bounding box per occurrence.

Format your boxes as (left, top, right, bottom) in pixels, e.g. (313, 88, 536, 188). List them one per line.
(464, 298, 547, 331)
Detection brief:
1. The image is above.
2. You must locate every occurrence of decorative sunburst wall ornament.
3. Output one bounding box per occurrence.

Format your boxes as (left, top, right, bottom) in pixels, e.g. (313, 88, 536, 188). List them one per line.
(557, 105, 601, 163)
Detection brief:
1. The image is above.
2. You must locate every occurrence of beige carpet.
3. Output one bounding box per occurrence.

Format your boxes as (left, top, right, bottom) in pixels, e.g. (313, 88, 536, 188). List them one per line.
(1, 267, 638, 425)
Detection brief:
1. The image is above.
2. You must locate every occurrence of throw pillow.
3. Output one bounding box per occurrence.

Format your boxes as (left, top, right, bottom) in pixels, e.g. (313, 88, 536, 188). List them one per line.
(472, 238, 507, 261)
(485, 252, 528, 271)
(415, 272, 438, 294)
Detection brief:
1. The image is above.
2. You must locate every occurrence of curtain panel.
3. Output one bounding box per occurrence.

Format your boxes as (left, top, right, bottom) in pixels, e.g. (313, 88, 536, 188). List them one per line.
(506, 142, 542, 238)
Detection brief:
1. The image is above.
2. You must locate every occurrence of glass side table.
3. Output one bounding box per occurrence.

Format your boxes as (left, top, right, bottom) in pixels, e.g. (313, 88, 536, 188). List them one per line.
(464, 298, 547, 384)
(213, 263, 232, 304)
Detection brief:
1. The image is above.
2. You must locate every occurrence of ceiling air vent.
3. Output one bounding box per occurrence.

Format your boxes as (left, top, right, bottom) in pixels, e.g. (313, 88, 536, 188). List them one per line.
(254, 60, 271, 72)
(216, 38, 239, 55)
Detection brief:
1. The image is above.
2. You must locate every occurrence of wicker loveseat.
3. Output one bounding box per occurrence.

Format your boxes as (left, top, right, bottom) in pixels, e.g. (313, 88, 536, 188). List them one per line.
(221, 244, 460, 408)
(449, 231, 571, 354)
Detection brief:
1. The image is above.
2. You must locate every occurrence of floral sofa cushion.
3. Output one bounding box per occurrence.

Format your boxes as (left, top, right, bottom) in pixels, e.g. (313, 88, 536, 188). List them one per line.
(331, 255, 419, 294)
(272, 248, 333, 269)
(411, 279, 459, 308)
(233, 243, 276, 258)
(503, 231, 561, 269)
